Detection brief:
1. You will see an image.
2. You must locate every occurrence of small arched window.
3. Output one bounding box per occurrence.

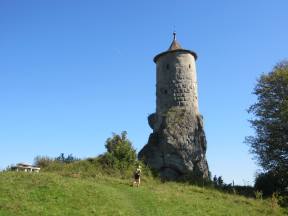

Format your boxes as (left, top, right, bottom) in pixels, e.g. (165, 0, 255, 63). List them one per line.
(166, 64, 169, 70)
(189, 64, 191, 69)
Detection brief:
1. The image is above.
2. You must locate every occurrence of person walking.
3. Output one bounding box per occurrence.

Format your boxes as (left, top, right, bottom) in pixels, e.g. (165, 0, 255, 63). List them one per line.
(133, 165, 142, 187)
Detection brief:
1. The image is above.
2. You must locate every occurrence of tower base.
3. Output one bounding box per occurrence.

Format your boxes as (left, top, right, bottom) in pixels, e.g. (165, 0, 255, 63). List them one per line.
(139, 107, 209, 181)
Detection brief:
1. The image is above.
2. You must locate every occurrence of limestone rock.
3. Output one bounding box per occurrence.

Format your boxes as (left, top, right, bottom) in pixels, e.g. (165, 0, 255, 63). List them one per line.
(139, 107, 209, 180)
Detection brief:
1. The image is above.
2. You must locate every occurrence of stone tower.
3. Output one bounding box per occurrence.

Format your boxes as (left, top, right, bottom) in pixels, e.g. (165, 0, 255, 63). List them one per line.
(139, 33, 209, 180)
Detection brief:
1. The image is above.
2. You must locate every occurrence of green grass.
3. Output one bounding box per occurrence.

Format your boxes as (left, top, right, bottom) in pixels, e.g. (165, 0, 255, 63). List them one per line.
(0, 172, 287, 216)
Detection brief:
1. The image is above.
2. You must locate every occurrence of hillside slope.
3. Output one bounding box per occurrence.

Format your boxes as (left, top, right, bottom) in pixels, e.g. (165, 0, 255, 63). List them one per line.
(0, 172, 286, 216)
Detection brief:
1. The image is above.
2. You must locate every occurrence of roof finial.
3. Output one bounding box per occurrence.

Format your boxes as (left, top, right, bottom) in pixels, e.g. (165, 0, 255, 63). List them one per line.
(167, 30, 182, 51)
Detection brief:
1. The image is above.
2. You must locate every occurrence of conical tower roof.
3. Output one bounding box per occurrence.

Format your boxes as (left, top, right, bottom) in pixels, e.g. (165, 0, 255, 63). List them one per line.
(168, 32, 182, 50)
(153, 32, 197, 63)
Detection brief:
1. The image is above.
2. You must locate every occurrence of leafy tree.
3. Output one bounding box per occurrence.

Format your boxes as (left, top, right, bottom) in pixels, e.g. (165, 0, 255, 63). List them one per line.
(217, 176, 224, 187)
(254, 171, 283, 196)
(55, 153, 79, 163)
(100, 131, 137, 169)
(246, 60, 288, 193)
(212, 175, 224, 188)
(213, 175, 218, 186)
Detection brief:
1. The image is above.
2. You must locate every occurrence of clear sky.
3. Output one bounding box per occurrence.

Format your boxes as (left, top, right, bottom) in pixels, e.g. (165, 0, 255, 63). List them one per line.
(0, 0, 287, 185)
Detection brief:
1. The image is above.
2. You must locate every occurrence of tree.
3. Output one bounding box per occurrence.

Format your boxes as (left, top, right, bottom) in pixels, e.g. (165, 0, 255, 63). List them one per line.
(254, 171, 283, 196)
(55, 153, 79, 163)
(100, 131, 137, 169)
(246, 60, 288, 193)
(213, 175, 218, 186)
(217, 176, 224, 187)
(212, 175, 224, 188)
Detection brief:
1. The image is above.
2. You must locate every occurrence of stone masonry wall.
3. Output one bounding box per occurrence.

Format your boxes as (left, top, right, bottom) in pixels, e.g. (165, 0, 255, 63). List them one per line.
(156, 51, 198, 115)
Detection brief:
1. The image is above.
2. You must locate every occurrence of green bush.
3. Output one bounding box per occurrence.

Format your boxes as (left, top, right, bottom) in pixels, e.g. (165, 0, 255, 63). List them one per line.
(55, 153, 80, 163)
(33, 132, 154, 182)
(99, 131, 137, 170)
(278, 195, 288, 208)
(254, 171, 287, 196)
(34, 153, 80, 168)
(254, 190, 263, 200)
(34, 156, 54, 168)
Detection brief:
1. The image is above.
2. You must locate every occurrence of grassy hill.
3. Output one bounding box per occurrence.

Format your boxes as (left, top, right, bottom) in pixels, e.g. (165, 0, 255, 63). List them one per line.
(0, 172, 287, 216)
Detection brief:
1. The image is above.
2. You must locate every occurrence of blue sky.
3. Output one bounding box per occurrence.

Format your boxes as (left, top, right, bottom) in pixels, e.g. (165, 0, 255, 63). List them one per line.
(0, 0, 287, 185)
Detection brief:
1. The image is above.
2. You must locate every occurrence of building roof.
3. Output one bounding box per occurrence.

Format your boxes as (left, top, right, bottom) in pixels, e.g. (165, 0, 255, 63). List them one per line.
(153, 32, 197, 63)
(168, 32, 182, 50)
(17, 162, 31, 167)
(12, 162, 41, 169)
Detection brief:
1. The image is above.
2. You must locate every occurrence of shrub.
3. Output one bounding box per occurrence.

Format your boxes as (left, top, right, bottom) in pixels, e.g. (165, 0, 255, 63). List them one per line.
(99, 131, 137, 170)
(271, 192, 279, 209)
(32, 133, 153, 181)
(278, 195, 288, 208)
(55, 153, 80, 163)
(34, 156, 54, 168)
(254, 190, 263, 200)
(254, 171, 287, 197)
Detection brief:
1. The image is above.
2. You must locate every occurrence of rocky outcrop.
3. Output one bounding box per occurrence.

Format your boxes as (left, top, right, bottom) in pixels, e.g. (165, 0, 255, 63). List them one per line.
(139, 107, 209, 181)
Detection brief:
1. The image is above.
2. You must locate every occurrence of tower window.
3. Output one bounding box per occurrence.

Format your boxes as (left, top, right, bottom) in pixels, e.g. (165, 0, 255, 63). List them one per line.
(189, 64, 191, 69)
(160, 88, 168, 94)
(166, 64, 169, 70)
